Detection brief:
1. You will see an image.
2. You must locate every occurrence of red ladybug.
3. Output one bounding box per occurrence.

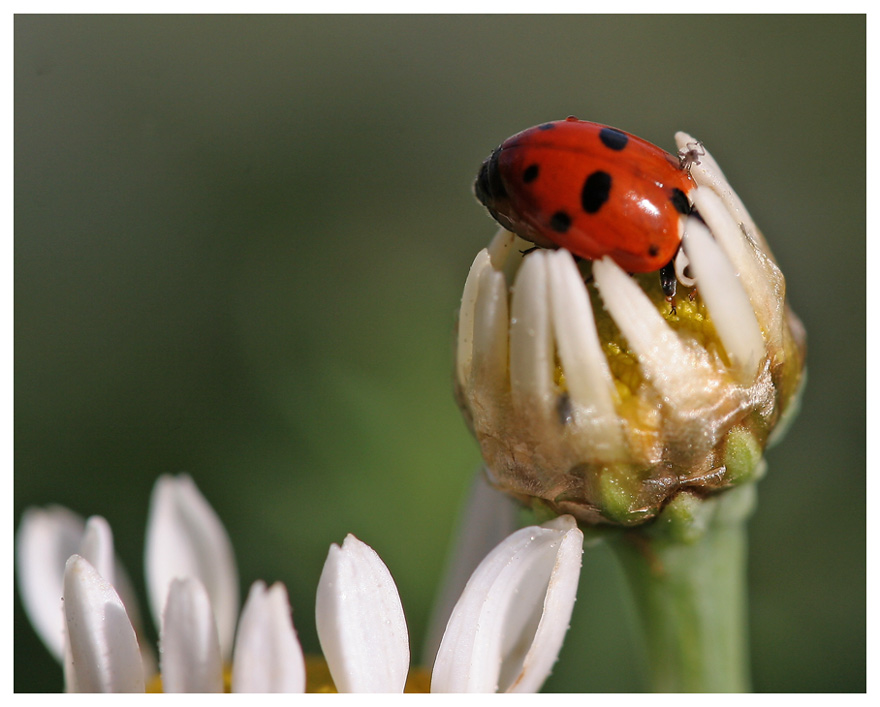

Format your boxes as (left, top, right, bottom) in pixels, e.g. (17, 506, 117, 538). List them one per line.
(474, 117, 697, 297)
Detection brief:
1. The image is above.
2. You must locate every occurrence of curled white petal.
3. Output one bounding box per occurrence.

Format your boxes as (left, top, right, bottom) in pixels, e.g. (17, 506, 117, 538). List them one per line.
(160, 577, 223, 693)
(232, 581, 306, 693)
(675, 131, 767, 255)
(691, 186, 786, 350)
(79, 516, 115, 588)
(423, 471, 521, 663)
(485, 227, 517, 266)
(470, 261, 510, 400)
(63, 555, 145, 693)
(673, 246, 697, 288)
(431, 515, 583, 693)
(457, 248, 492, 388)
(510, 251, 554, 416)
(315, 534, 409, 693)
(16, 506, 85, 660)
(593, 257, 720, 413)
(80, 516, 156, 680)
(458, 229, 519, 390)
(683, 217, 764, 382)
(547, 249, 625, 457)
(145, 474, 239, 661)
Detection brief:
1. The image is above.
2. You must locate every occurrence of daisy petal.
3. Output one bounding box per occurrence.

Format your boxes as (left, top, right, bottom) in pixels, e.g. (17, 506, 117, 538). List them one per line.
(16, 506, 85, 660)
(315, 534, 409, 693)
(509, 516, 584, 692)
(509, 251, 554, 415)
(62, 555, 145, 693)
(79, 516, 157, 680)
(423, 471, 521, 663)
(431, 515, 583, 693)
(160, 577, 223, 693)
(682, 217, 764, 382)
(144, 474, 239, 660)
(232, 581, 306, 693)
(79, 516, 115, 587)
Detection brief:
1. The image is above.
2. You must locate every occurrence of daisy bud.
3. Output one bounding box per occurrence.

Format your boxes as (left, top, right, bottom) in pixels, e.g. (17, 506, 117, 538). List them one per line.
(456, 131, 806, 526)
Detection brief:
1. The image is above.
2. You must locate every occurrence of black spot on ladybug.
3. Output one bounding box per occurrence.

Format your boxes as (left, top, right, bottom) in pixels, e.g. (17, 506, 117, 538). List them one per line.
(648, 244, 659, 257)
(581, 171, 612, 214)
(550, 211, 572, 233)
(538, 123, 555, 131)
(670, 188, 691, 215)
(523, 164, 539, 183)
(599, 128, 628, 151)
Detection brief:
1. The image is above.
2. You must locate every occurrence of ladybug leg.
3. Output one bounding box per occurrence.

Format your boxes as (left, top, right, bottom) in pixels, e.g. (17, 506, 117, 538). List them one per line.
(660, 257, 677, 314)
(520, 245, 541, 256)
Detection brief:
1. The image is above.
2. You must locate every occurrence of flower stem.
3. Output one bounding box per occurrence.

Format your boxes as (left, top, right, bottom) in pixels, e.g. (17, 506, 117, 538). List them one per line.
(607, 484, 755, 692)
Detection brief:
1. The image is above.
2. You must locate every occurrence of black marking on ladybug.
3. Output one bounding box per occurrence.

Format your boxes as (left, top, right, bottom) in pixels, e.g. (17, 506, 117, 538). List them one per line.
(523, 164, 539, 183)
(599, 128, 628, 151)
(648, 244, 660, 257)
(581, 171, 612, 214)
(550, 211, 572, 233)
(538, 123, 555, 131)
(670, 188, 691, 215)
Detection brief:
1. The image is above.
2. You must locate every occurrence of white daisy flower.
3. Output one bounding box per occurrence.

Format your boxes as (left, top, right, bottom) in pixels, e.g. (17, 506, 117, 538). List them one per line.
(16, 473, 583, 692)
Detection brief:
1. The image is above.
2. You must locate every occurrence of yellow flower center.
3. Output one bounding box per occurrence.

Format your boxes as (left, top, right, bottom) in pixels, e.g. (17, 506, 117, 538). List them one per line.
(144, 657, 432, 693)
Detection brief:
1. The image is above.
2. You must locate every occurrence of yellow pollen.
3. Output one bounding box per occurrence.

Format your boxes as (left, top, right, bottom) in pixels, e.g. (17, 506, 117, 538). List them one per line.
(305, 656, 432, 693)
(145, 668, 233, 693)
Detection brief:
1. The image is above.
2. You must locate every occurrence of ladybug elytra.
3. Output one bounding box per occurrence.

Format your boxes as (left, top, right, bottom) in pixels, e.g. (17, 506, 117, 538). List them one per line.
(474, 117, 698, 297)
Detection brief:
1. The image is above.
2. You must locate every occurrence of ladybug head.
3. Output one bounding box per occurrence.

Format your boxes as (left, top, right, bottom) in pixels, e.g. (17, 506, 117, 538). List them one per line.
(474, 146, 553, 248)
(473, 147, 505, 210)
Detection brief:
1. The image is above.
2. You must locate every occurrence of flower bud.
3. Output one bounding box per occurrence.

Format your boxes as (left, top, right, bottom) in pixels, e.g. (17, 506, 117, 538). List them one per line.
(455, 132, 806, 526)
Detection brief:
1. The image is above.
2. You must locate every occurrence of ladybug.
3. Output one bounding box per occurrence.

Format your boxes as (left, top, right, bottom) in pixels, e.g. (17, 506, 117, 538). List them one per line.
(474, 117, 698, 298)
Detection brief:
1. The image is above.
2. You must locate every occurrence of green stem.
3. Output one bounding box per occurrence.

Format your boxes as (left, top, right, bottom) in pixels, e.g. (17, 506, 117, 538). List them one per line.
(607, 484, 755, 692)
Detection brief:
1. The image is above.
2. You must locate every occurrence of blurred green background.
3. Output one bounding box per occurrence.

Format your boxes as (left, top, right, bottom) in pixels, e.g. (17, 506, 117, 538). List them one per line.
(15, 15, 864, 692)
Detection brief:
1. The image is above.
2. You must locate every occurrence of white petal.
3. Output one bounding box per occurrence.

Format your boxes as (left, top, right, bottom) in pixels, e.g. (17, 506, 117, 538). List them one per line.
(76, 515, 161, 679)
(160, 577, 223, 693)
(315, 534, 409, 693)
(423, 471, 521, 663)
(485, 227, 517, 266)
(144, 474, 239, 661)
(682, 217, 764, 382)
(593, 257, 719, 412)
(16, 506, 85, 660)
(63, 555, 145, 693)
(431, 515, 583, 693)
(232, 581, 306, 693)
(510, 517, 583, 693)
(470, 263, 510, 399)
(79, 516, 157, 680)
(457, 248, 493, 388)
(458, 229, 519, 390)
(79, 516, 115, 587)
(675, 131, 768, 256)
(691, 186, 785, 350)
(510, 251, 554, 416)
(546, 249, 625, 457)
